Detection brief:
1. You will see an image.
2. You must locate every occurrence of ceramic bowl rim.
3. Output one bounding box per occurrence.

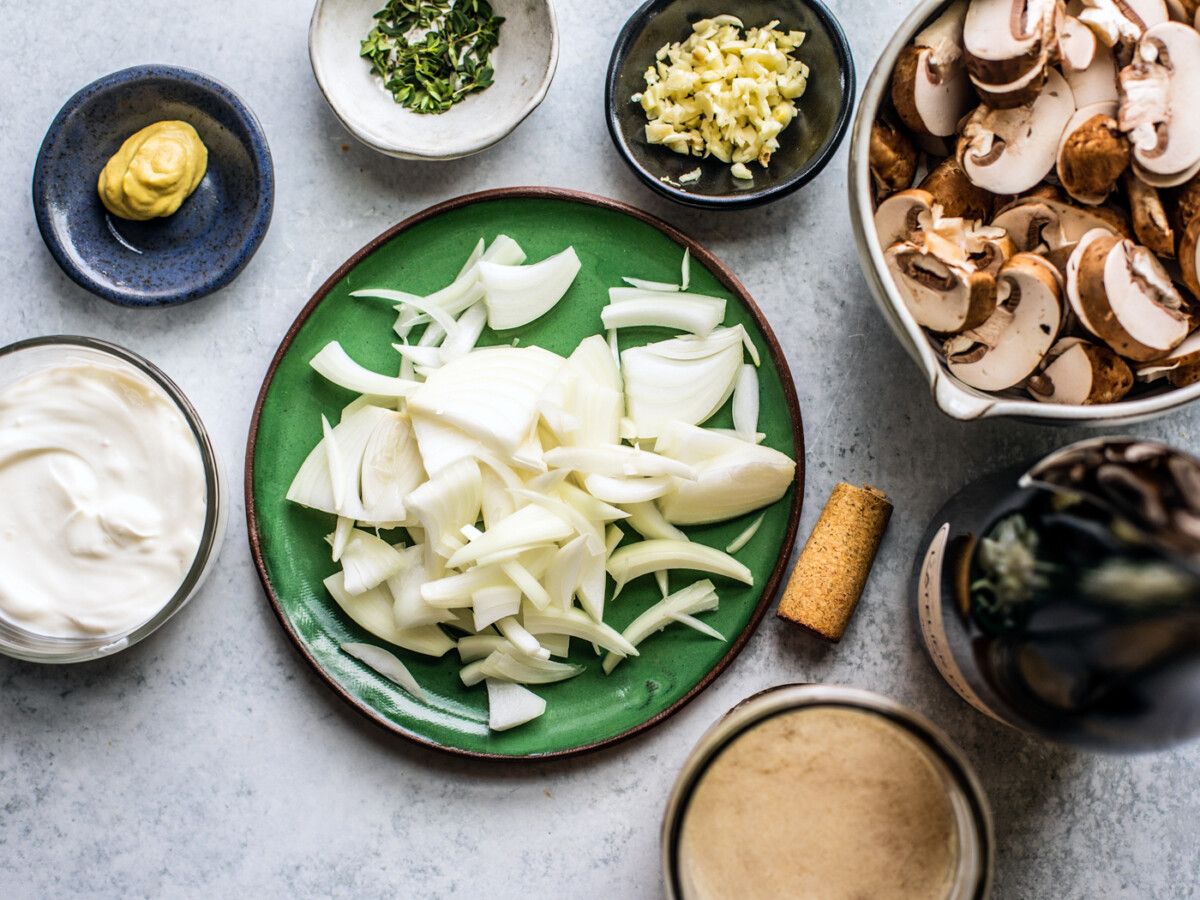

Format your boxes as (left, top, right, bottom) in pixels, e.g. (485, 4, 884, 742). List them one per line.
(604, 0, 855, 210)
(307, 0, 560, 160)
(31, 63, 275, 308)
(846, 0, 1200, 425)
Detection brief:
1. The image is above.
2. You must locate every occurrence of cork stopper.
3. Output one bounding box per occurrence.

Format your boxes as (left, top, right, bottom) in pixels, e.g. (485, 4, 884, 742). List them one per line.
(776, 483, 893, 642)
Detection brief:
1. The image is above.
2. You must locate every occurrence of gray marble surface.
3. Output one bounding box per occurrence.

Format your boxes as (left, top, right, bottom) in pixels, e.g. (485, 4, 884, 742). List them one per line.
(2, 1, 1198, 897)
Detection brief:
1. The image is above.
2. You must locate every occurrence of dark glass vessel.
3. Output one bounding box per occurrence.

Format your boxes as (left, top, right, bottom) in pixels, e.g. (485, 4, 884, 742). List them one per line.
(913, 438, 1200, 752)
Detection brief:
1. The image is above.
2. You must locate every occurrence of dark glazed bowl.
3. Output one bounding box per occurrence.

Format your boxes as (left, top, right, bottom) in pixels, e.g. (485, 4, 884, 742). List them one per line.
(32, 65, 274, 307)
(605, 0, 854, 209)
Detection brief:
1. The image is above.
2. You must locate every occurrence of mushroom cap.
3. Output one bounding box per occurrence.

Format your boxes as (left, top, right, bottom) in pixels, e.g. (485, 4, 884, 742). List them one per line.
(1178, 215, 1200, 298)
(945, 252, 1063, 390)
(1056, 106, 1130, 203)
(919, 156, 998, 220)
(869, 118, 919, 200)
(874, 188, 936, 247)
(1125, 170, 1176, 256)
(893, 45, 975, 137)
(971, 56, 1049, 108)
(1027, 337, 1134, 403)
(958, 68, 1077, 194)
(1121, 23, 1200, 179)
(1076, 235, 1190, 359)
(1172, 171, 1200, 232)
(963, 0, 1063, 86)
(886, 241, 999, 333)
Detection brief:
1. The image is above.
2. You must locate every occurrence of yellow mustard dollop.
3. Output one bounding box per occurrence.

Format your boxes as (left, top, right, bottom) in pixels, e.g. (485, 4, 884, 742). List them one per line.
(97, 121, 208, 221)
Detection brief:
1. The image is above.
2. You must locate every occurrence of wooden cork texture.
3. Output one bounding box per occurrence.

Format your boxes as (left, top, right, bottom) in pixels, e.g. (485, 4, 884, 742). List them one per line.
(776, 483, 893, 642)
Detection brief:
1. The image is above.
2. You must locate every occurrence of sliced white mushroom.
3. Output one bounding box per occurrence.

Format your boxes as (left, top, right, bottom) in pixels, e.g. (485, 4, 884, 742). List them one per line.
(957, 68, 1076, 194)
(1136, 331, 1200, 383)
(1060, 15, 1098, 70)
(963, 0, 1063, 87)
(1076, 234, 1190, 359)
(1056, 104, 1129, 203)
(1131, 155, 1200, 188)
(992, 194, 1128, 252)
(1124, 170, 1175, 256)
(944, 252, 1063, 390)
(1063, 39, 1119, 107)
(1026, 336, 1134, 402)
(968, 227, 1018, 276)
(925, 214, 1017, 275)
(1118, 23, 1200, 182)
(875, 189, 938, 247)
(1077, 0, 1166, 45)
(885, 242, 999, 333)
(1064, 226, 1119, 337)
(991, 197, 1067, 251)
(892, 1, 975, 137)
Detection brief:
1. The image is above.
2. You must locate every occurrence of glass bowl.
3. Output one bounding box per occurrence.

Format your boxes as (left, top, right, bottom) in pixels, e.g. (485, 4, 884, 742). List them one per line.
(0, 336, 226, 663)
(662, 683, 993, 899)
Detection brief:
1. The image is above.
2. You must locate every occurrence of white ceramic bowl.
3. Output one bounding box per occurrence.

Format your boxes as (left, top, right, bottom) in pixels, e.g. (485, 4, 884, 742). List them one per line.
(309, 0, 559, 160)
(847, 0, 1200, 425)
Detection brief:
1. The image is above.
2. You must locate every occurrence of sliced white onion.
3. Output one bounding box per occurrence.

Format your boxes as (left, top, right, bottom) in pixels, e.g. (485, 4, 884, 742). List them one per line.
(486, 679, 546, 730)
(621, 328, 743, 438)
(731, 364, 759, 440)
(601, 580, 719, 673)
(342, 642, 428, 703)
(480, 247, 581, 330)
(726, 514, 765, 554)
(324, 572, 455, 657)
(601, 297, 724, 336)
(310, 342, 421, 398)
(607, 539, 752, 595)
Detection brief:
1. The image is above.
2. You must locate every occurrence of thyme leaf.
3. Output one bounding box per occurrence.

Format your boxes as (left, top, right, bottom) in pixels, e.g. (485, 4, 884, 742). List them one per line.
(360, 0, 504, 115)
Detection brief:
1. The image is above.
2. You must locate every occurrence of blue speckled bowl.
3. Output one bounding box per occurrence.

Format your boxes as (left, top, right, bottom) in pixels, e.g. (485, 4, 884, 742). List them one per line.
(32, 65, 274, 307)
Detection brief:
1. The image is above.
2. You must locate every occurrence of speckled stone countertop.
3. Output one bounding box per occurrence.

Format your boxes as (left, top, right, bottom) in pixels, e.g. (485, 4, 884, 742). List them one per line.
(2, 1, 1199, 897)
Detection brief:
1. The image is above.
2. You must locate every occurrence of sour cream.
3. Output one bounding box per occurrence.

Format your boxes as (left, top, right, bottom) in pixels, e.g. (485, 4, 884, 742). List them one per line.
(0, 361, 207, 638)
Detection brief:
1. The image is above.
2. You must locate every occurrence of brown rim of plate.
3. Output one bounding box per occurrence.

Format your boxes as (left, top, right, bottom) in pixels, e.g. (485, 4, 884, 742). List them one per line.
(244, 186, 805, 760)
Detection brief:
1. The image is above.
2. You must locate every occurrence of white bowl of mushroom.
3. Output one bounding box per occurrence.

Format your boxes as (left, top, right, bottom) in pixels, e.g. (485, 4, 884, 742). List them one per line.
(849, 0, 1200, 424)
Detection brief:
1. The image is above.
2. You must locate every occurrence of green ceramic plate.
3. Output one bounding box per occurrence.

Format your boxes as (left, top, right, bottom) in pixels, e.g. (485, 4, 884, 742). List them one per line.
(247, 188, 804, 758)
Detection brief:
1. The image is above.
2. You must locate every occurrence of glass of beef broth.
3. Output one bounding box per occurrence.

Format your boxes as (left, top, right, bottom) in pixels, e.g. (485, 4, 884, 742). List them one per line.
(663, 684, 992, 900)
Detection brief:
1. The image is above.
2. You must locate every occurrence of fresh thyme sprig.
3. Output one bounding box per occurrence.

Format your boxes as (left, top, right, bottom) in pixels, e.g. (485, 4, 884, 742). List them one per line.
(361, 0, 504, 115)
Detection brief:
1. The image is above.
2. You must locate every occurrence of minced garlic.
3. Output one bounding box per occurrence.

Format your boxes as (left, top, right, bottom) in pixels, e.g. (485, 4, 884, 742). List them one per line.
(636, 16, 809, 172)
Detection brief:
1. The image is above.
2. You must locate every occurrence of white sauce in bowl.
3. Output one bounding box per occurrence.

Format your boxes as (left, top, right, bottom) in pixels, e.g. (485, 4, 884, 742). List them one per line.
(0, 361, 207, 637)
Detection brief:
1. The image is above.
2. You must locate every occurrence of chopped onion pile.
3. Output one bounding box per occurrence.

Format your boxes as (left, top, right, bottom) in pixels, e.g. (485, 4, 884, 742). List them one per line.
(288, 236, 796, 730)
